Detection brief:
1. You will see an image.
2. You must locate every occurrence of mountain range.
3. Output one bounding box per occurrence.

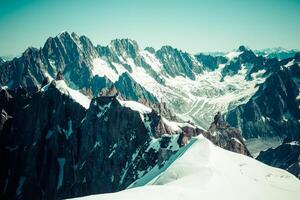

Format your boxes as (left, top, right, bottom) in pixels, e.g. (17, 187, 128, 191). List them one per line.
(0, 31, 299, 199)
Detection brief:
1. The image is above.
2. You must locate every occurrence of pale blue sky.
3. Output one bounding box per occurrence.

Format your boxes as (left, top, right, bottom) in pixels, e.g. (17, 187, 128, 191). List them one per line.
(0, 0, 300, 56)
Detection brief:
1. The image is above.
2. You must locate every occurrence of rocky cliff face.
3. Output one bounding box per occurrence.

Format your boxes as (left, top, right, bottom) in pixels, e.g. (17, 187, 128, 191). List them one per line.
(195, 53, 227, 71)
(206, 112, 251, 156)
(0, 32, 159, 108)
(0, 80, 250, 199)
(155, 45, 203, 80)
(0, 85, 87, 200)
(226, 56, 300, 139)
(113, 72, 158, 105)
(257, 136, 300, 179)
(0, 32, 94, 90)
(0, 85, 160, 200)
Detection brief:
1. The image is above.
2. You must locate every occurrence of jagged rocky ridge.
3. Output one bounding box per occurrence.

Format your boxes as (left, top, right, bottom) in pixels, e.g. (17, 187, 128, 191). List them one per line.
(0, 78, 249, 200)
(226, 53, 300, 139)
(0, 31, 286, 130)
(1, 31, 300, 188)
(0, 32, 158, 106)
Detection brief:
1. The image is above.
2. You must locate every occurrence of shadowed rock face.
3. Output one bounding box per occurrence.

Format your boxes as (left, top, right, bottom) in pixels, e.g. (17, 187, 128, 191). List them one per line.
(195, 53, 227, 71)
(177, 112, 251, 157)
(257, 136, 300, 179)
(113, 72, 158, 104)
(0, 32, 94, 90)
(0, 86, 250, 200)
(155, 45, 203, 80)
(206, 112, 251, 156)
(0, 87, 87, 200)
(0, 87, 159, 199)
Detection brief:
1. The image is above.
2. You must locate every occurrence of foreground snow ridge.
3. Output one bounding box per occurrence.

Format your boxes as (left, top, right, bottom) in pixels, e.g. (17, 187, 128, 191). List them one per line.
(71, 136, 300, 200)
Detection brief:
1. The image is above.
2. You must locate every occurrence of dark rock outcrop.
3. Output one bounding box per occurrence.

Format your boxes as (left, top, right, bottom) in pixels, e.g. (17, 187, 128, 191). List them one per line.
(155, 45, 203, 80)
(206, 112, 251, 156)
(195, 53, 227, 71)
(177, 112, 251, 157)
(0, 85, 251, 200)
(114, 72, 158, 105)
(257, 137, 300, 179)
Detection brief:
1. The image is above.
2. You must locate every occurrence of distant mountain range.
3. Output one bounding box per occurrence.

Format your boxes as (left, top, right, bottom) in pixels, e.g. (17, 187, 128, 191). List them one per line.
(202, 47, 299, 60)
(0, 31, 299, 199)
(254, 47, 299, 60)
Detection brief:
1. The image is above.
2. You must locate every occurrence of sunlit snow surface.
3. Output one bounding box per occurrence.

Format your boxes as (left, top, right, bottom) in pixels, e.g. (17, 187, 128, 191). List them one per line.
(118, 99, 152, 114)
(41, 80, 91, 109)
(225, 51, 242, 61)
(71, 135, 300, 200)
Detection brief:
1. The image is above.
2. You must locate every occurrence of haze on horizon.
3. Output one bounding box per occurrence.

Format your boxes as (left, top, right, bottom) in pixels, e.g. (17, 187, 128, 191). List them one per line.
(0, 0, 300, 57)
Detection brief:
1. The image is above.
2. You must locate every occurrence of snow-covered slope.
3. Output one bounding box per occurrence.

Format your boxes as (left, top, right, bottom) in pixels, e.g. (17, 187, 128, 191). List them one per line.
(41, 80, 91, 109)
(71, 135, 300, 200)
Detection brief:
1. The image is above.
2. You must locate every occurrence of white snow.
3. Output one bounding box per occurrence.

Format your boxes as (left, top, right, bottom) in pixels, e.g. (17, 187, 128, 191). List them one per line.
(71, 136, 300, 200)
(140, 50, 163, 72)
(162, 117, 181, 132)
(57, 158, 66, 189)
(225, 51, 242, 61)
(118, 99, 152, 114)
(162, 117, 199, 131)
(41, 80, 91, 109)
(287, 141, 300, 146)
(1, 80, 14, 90)
(284, 59, 295, 68)
(232, 137, 242, 145)
(92, 57, 120, 82)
